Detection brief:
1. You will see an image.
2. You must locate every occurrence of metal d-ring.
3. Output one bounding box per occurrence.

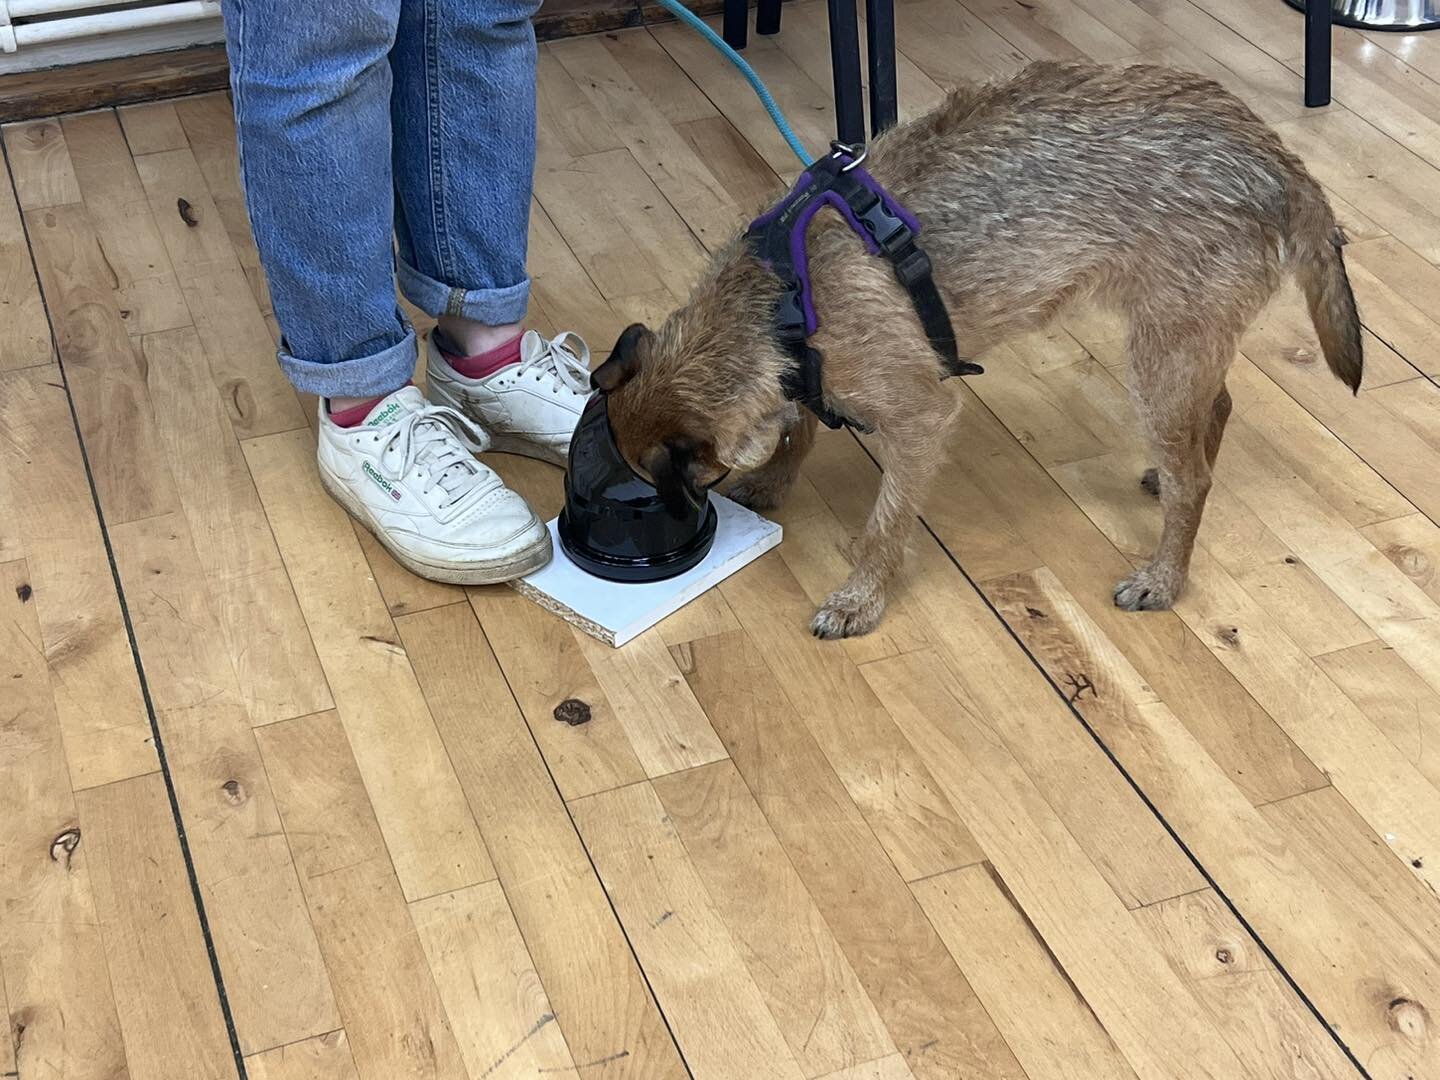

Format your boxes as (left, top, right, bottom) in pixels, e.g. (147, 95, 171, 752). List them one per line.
(830, 140, 868, 171)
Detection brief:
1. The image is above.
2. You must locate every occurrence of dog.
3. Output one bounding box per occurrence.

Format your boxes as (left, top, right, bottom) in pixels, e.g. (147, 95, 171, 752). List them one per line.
(592, 61, 1363, 639)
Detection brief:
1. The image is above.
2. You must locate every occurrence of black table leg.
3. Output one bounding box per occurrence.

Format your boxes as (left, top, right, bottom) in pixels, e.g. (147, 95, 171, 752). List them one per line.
(757, 0, 782, 35)
(723, 0, 748, 50)
(827, 0, 866, 145)
(865, 0, 898, 135)
(1304, 0, 1331, 107)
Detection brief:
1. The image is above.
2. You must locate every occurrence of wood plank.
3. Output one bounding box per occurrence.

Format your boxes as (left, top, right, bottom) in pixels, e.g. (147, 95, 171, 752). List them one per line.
(61, 109, 192, 337)
(0, 46, 230, 125)
(117, 101, 189, 155)
(574, 628, 728, 777)
(572, 781, 807, 1080)
(172, 93, 272, 316)
(603, 29, 717, 126)
(244, 429, 492, 901)
(411, 882, 579, 1080)
(0, 559, 131, 1080)
(984, 567, 1414, 1072)
(720, 555, 986, 884)
(247, 1030, 360, 1080)
(396, 602, 688, 1080)
(76, 771, 235, 1080)
(676, 115, 785, 213)
(814, 1058, 915, 1080)
(1316, 639, 1440, 793)
(862, 650, 1250, 1079)
(677, 631, 1025, 1080)
(654, 760, 896, 1077)
(2, 119, 81, 209)
(526, 197, 629, 346)
(913, 864, 1138, 1080)
(24, 202, 181, 524)
(134, 146, 304, 438)
(552, 35, 741, 250)
(962, 0, 1137, 62)
(0, 153, 53, 371)
(1261, 788, 1440, 1065)
(109, 512, 341, 1054)
(893, 0, 1032, 87)
(1362, 511, 1440, 608)
(1273, 109, 1440, 263)
(142, 327, 331, 725)
(255, 711, 470, 1080)
(1346, 236, 1440, 375)
(1240, 316, 1440, 526)
(0, 367, 156, 788)
(650, 19, 831, 180)
(1135, 890, 1357, 1080)
(468, 586, 647, 800)
(1052, 435, 1440, 893)
(930, 388, 1328, 807)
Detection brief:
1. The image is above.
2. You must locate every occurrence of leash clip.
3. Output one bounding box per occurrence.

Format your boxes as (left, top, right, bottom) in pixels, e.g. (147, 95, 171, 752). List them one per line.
(829, 140, 868, 172)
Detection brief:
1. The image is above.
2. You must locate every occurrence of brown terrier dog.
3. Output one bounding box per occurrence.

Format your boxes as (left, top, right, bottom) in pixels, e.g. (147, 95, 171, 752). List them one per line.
(593, 61, 1362, 638)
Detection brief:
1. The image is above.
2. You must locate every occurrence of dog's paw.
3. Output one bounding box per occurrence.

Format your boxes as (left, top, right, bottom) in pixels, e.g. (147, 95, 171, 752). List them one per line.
(1113, 564, 1181, 611)
(811, 588, 884, 639)
(725, 478, 786, 513)
(1139, 468, 1161, 498)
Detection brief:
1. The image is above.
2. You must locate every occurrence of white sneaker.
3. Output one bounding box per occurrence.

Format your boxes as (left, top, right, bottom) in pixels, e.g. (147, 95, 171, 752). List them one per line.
(425, 329, 592, 467)
(315, 386, 551, 584)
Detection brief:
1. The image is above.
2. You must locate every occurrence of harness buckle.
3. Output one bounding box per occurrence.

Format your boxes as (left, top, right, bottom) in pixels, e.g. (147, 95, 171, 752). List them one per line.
(892, 244, 933, 288)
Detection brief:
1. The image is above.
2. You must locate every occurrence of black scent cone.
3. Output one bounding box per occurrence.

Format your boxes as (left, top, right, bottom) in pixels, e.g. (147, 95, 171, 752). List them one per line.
(558, 393, 717, 582)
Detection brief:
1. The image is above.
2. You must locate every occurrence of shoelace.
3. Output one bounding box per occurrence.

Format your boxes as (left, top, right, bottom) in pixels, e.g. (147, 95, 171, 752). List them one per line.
(374, 404, 494, 507)
(518, 330, 593, 394)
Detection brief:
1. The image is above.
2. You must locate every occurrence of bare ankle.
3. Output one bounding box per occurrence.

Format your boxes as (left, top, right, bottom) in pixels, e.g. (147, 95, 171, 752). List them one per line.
(437, 316, 522, 357)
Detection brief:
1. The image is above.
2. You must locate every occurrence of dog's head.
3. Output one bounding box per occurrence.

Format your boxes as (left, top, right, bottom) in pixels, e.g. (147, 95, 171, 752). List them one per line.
(593, 319, 793, 512)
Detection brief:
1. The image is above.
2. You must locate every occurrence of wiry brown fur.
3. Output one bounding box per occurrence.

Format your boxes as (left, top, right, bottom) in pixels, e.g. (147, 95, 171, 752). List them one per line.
(598, 61, 1363, 638)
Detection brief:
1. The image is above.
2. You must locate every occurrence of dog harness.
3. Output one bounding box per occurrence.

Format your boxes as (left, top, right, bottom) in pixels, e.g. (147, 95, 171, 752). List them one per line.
(744, 142, 982, 432)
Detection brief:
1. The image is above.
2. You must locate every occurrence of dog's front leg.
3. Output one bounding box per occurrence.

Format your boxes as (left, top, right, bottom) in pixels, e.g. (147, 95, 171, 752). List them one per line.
(725, 411, 817, 512)
(812, 393, 957, 639)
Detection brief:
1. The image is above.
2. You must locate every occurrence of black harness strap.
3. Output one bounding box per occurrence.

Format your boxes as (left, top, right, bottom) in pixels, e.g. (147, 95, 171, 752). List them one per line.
(744, 144, 982, 432)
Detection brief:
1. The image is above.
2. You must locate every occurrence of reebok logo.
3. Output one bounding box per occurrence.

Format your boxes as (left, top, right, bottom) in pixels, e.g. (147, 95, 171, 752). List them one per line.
(362, 461, 403, 501)
(366, 401, 402, 427)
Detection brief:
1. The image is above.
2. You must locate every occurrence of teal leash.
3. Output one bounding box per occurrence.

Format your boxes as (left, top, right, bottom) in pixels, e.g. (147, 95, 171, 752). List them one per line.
(652, 0, 814, 167)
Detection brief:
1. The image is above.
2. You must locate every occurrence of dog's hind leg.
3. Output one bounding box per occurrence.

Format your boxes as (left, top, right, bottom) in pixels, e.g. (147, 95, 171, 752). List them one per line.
(1140, 383, 1232, 498)
(1117, 320, 1235, 611)
(811, 384, 959, 639)
(726, 411, 818, 512)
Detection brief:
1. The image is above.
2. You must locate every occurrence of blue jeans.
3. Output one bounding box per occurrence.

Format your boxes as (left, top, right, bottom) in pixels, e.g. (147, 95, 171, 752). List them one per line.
(223, 0, 540, 397)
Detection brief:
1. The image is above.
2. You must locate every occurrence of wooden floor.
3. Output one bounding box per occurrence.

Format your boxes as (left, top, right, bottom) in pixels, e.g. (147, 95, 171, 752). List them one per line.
(3, 2, 1440, 1077)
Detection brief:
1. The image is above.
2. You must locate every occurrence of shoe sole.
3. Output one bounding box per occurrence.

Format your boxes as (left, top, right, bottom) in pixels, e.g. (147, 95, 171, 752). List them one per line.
(319, 465, 552, 585)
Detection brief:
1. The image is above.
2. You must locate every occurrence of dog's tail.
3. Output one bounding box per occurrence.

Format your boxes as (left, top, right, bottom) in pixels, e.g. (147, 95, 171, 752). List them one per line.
(1287, 168, 1363, 394)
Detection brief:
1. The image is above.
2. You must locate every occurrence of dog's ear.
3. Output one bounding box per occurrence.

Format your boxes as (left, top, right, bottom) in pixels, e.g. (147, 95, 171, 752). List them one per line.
(591, 323, 654, 393)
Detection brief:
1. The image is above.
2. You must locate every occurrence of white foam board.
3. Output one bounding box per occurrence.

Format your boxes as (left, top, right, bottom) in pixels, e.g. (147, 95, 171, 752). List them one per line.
(512, 495, 782, 648)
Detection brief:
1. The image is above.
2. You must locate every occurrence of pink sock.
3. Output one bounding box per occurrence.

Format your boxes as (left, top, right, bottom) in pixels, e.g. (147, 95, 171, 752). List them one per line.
(327, 394, 389, 428)
(443, 333, 523, 379)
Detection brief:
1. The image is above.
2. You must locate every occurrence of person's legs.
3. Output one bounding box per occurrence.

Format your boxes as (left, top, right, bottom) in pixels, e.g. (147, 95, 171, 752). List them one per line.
(223, 0, 552, 582)
(389, 0, 540, 353)
(389, 0, 592, 464)
(223, 0, 415, 400)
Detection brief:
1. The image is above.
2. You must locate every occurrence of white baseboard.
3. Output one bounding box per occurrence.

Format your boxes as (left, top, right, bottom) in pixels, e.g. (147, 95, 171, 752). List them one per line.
(0, 15, 224, 75)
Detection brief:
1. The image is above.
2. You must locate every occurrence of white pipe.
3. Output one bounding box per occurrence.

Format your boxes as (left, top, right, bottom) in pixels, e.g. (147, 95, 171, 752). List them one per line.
(9, 0, 218, 47)
(7, 0, 133, 19)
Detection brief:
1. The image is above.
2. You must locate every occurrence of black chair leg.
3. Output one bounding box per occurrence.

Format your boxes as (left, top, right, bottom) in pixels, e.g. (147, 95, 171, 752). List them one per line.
(1304, 0, 1331, 107)
(723, 0, 748, 50)
(865, 0, 898, 135)
(757, 0, 782, 35)
(827, 0, 866, 146)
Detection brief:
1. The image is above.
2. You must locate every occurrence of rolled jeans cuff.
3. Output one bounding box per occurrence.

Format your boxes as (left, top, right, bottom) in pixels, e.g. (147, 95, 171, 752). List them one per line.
(397, 257, 531, 325)
(277, 327, 419, 398)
